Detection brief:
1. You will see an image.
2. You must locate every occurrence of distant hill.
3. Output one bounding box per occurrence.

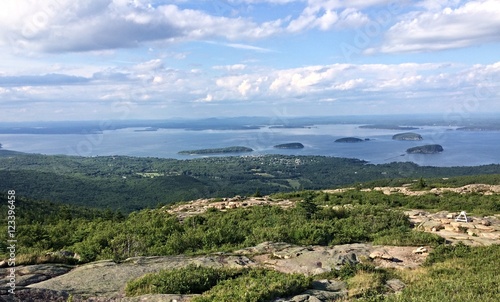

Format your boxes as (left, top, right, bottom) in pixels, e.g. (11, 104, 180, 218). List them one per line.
(0, 149, 25, 156)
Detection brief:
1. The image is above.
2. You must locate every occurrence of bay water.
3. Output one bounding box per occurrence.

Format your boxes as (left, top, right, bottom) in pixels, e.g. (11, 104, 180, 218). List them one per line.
(1, 124, 499, 167)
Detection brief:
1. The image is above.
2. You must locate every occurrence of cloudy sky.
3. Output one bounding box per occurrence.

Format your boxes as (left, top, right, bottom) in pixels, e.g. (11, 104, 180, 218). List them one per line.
(0, 0, 499, 122)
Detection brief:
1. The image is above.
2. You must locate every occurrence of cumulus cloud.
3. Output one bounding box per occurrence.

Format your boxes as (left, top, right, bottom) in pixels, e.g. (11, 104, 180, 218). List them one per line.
(0, 0, 396, 55)
(373, 0, 500, 53)
(1, 1, 499, 121)
(286, 3, 370, 32)
(1, 59, 499, 120)
(0, 0, 283, 53)
(210, 61, 500, 106)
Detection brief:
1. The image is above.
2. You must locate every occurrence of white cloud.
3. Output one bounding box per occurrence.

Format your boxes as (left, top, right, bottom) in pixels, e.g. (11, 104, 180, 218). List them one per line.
(209, 61, 500, 108)
(1, 60, 499, 120)
(286, 1, 371, 32)
(213, 64, 247, 71)
(7, 0, 488, 58)
(374, 0, 500, 53)
(132, 59, 164, 72)
(0, 1, 283, 54)
(214, 42, 275, 52)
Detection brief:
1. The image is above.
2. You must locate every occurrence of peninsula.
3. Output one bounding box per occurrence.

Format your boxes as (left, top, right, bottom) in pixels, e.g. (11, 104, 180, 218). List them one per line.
(274, 143, 304, 149)
(406, 144, 444, 154)
(178, 146, 253, 155)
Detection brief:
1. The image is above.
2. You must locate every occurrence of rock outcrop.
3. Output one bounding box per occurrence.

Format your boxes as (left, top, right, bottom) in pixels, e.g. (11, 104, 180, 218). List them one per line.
(405, 210, 500, 246)
(1, 242, 430, 301)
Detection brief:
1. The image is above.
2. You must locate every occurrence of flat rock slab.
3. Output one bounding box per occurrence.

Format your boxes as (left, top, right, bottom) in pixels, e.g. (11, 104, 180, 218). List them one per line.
(0, 263, 74, 290)
(28, 255, 254, 300)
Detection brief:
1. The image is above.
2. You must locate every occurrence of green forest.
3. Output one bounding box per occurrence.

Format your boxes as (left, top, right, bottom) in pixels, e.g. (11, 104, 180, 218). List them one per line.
(1, 176, 498, 263)
(1, 151, 499, 212)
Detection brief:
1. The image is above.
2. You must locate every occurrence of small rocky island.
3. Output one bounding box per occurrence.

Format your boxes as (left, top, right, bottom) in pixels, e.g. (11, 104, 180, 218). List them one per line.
(392, 132, 423, 141)
(178, 146, 253, 155)
(274, 142, 304, 149)
(335, 137, 366, 143)
(406, 144, 443, 154)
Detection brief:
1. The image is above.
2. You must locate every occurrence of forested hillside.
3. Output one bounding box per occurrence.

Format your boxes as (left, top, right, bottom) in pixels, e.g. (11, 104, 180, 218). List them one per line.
(1, 152, 499, 212)
(1, 176, 498, 264)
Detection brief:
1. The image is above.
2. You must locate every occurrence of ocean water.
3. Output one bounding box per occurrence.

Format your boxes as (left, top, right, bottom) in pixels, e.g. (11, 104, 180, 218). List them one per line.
(1, 124, 499, 167)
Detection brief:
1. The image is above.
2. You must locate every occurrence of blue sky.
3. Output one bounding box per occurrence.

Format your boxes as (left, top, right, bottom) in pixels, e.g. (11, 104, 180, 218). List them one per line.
(0, 0, 499, 122)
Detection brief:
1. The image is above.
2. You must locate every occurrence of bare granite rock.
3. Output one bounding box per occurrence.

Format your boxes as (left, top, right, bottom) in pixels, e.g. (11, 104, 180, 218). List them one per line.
(385, 279, 406, 293)
(27, 255, 255, 300)
(4, 242, 429, 301)
(0, 288, 73, 302)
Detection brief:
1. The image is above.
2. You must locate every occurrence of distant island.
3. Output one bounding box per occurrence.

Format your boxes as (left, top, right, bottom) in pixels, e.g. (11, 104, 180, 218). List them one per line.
(360, 125, 419, 130)
(335, 137, 366, 143)
(274, 143, 304, 149)
(178, 146, 253, 155)
(269, 125, 315, 129)
(406, 144, 444, 154)
(456, 126, 500, 131)
(134, 127, 159, 132)
(392, 132, 423, 141)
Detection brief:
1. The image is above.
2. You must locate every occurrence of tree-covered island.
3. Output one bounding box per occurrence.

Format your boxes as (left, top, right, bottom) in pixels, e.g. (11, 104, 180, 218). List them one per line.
(407, 144, 444, 154)
(392, 132, 424, 141)
(274, 143, 305, 149)
(178, 146, 253, 155)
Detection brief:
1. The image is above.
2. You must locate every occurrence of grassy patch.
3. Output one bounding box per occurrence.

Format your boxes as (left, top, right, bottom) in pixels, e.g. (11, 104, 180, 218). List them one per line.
(372, 229, 445, 247)
(126, 266, 311, 301)
(347, 271, 386, 299)
(125, 265, 244, 296)
(192, 269, 311, 302)
(387, 244, 500, 302)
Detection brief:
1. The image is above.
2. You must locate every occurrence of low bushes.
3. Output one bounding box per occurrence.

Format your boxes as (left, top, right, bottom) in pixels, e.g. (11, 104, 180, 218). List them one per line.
(125, 266, 311, 301)
(125, 264, 243, 296)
